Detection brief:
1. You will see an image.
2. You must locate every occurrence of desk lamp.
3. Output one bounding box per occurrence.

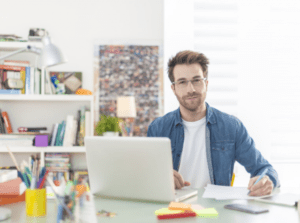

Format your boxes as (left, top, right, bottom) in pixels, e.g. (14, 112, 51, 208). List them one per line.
(117, 96, 137, 136)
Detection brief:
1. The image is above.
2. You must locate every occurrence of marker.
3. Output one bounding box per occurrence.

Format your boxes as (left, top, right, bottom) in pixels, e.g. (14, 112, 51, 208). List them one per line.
(248, 168, 269, 195)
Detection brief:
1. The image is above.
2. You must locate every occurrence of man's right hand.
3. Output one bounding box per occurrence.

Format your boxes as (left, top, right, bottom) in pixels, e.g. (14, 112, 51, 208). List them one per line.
(173, 170, 191, 189)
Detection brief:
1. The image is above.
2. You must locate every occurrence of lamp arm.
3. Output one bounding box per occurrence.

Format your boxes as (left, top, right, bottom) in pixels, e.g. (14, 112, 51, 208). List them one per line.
(0, 45, 41, 61)
(0, 47, 27, 61)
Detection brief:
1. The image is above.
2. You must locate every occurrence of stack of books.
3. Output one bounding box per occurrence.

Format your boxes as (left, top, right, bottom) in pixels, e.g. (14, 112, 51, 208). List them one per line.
(50, 106, 91, 147)
(0, 61, 43, 95)
(45, 153, 71, 181)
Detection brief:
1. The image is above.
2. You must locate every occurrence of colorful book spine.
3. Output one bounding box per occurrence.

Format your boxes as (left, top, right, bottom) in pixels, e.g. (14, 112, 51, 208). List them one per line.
(0, 89, 21, 94)
(78, 106, 86, 146)
(2, 111, 13, 133)
(55, 123, 63, 146)
(25, 67, 31, 95)
(20, 68, 26, 94)
(0, 109, 6, 133)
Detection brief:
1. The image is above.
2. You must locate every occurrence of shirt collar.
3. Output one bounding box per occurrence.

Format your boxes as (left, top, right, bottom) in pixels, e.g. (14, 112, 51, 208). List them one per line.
(174, 102, 216, 126)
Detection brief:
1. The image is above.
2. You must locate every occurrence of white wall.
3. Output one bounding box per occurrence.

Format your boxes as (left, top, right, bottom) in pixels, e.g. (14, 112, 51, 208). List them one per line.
(0, 0, 163, 92)
(164, 0, 194, 114)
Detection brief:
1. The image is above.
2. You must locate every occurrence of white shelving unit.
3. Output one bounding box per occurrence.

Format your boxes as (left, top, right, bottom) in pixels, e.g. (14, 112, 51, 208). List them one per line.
(0, 42, 93, 170)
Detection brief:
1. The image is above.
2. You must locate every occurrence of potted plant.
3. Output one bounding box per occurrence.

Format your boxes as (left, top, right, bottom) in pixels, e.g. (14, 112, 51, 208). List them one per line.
(95, 115, 122, 136)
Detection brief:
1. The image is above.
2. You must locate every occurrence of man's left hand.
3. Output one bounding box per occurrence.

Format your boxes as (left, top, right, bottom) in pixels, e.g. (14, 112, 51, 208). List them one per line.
(247, 175, 274, 196)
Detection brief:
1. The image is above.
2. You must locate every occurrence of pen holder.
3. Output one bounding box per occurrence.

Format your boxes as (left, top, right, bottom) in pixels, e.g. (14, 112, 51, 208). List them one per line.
(25, 188, 47, 217)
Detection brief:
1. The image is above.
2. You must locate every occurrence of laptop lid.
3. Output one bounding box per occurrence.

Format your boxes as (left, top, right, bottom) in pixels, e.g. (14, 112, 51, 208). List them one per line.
(85, 136, 177, 202)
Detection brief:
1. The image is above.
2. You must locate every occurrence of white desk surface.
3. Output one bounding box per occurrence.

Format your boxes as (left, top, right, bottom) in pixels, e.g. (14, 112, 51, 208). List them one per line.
(1, 187, 300, 223)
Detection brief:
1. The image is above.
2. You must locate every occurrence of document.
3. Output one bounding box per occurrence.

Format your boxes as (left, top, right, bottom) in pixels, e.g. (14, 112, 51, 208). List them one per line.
(202, 184, 275, 200)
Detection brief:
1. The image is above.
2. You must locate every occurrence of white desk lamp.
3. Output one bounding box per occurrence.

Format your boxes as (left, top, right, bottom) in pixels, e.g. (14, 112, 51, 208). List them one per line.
(0, 36, 67, 94)
(117, 96, 137, 136)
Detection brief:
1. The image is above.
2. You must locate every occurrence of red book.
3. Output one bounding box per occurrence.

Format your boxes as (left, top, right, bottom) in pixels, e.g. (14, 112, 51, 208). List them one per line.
(157, 211, 196, 220)
(2, 111, 13, 133)
(0, 65, 24, 71)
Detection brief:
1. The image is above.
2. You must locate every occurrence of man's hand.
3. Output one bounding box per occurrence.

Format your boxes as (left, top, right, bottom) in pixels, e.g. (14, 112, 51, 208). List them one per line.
(173, 170, 190, 189)
(248, 175, 274, 196)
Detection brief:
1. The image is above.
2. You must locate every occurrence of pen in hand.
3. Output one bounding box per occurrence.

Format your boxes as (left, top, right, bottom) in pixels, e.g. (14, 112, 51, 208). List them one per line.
(248, 168, 269, 195)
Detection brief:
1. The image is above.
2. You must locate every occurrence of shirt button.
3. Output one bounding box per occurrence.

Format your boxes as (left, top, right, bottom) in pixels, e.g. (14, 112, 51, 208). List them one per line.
(177, 154, 180, 157)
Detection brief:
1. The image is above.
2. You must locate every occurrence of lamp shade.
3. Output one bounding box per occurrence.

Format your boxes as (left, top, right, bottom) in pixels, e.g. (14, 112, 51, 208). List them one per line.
(117, 96, 137, 118)
(38, 36, 67, 68)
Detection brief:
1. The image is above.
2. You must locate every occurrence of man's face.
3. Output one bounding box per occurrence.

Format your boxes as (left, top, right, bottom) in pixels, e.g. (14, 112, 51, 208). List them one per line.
(171, 63, 208, 112)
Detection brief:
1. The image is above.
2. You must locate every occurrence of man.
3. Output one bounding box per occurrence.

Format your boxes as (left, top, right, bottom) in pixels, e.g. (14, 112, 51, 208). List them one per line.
(147, 50, 279, 196)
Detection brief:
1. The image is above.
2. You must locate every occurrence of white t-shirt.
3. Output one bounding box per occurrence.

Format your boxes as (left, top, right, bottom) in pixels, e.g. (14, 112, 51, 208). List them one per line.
(178, 116, 211, 188)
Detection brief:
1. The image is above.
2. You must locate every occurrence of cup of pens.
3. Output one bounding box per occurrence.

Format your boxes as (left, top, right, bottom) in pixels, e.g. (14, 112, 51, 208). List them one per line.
(26, 188, 47, 216)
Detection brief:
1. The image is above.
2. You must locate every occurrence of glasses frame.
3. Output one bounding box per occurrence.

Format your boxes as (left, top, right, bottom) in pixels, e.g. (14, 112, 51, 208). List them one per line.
(172, 77, 207, 88)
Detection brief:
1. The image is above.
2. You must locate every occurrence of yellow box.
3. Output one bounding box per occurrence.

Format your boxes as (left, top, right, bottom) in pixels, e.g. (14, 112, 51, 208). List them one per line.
(25, 188, 47, 217)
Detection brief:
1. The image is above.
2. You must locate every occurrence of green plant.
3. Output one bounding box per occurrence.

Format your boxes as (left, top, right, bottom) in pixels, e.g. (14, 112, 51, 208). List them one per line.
(95, 115, 122, 136)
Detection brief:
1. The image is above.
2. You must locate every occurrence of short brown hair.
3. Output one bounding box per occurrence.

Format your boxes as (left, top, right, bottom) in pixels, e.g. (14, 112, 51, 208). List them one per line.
(168, 50, 209, 83)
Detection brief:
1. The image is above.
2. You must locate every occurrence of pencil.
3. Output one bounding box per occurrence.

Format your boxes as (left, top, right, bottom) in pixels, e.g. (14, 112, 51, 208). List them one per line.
(6, 146, 20, 171)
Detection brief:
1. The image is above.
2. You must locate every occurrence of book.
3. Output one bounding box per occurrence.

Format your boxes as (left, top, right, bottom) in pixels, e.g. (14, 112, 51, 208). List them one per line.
(85, 111, 91, 137)
(50, 123, 59, 146)
(25, 66, 31, 95)
(78, 106, 86, 146)
(1, 111, 13, 133)
(0, 109, 6, 134)
(58, 121, 66, 146)
(0, 170, 18, 183)
(55, 123, 63, 146)
(75, 110, 81, 146)
(30, 67, 35, 94)
(3, 60, 30, 67)
(63, 115, 75, 147)
(45, 70, 53, 95)
(34, 69, 41, 94)
(71, 120, 78, 146)
(0, 89, 21, 94)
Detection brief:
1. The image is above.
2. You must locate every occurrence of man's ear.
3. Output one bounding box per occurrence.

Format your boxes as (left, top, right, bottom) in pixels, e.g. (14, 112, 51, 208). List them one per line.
(171, 84, 175, 94)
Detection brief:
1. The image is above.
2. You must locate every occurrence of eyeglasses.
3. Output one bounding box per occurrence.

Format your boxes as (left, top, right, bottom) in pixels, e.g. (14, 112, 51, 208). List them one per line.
(172, 77, 207, 89)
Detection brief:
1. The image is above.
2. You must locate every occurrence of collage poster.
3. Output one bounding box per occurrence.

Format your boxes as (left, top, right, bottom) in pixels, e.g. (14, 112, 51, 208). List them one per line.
(94, 44, 164, 136)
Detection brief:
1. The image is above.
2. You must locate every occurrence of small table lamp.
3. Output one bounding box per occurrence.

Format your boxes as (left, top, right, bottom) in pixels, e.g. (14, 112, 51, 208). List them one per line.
(117, 96, 136, 136)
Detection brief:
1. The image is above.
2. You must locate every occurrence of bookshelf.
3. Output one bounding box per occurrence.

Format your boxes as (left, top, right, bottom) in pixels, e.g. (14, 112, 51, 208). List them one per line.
(0, 42, 93, 171)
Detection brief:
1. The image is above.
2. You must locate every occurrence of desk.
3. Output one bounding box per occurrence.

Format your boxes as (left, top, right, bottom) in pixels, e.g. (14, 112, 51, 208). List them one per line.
(1, 188, 300, 223)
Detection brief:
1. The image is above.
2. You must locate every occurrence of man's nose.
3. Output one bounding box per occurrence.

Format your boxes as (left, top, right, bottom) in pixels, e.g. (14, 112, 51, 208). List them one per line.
(186, 81, 196, 93)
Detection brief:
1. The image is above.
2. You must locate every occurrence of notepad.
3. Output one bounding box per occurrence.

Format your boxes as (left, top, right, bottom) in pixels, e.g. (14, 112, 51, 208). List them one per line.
(203, 184, 274, 200)
(155, 208, 184, 215)
(194, 208, 218, 218)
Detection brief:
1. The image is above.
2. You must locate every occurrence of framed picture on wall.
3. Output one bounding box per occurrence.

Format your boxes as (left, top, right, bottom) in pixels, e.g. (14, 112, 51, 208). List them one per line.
(93, 40, 164, 136)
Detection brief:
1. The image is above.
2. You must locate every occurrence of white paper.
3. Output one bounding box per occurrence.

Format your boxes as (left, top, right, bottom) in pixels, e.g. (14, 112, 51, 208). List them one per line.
(203, 184, 274, 200)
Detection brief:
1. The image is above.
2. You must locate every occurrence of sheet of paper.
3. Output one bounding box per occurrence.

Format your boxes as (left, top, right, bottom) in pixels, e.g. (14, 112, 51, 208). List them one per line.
(203, 184, 274, 200)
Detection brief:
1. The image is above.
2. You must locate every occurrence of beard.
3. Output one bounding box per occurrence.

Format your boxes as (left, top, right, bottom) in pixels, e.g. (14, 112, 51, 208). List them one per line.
(175, 92, 206, 112)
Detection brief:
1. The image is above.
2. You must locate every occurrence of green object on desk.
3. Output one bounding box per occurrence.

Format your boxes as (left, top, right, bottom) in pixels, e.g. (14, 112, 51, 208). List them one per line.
(194, 208, 218, 218)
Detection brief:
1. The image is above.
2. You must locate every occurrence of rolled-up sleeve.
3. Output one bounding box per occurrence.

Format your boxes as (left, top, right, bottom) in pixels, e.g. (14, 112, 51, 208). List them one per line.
(234, 118, 280, 188)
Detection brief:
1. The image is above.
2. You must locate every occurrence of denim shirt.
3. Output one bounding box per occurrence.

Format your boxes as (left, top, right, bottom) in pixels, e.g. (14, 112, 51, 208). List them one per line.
(147, 102, 280, 188)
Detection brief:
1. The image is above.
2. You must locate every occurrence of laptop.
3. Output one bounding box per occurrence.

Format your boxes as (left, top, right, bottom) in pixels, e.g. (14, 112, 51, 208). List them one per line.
(84, 136, 198, 203)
